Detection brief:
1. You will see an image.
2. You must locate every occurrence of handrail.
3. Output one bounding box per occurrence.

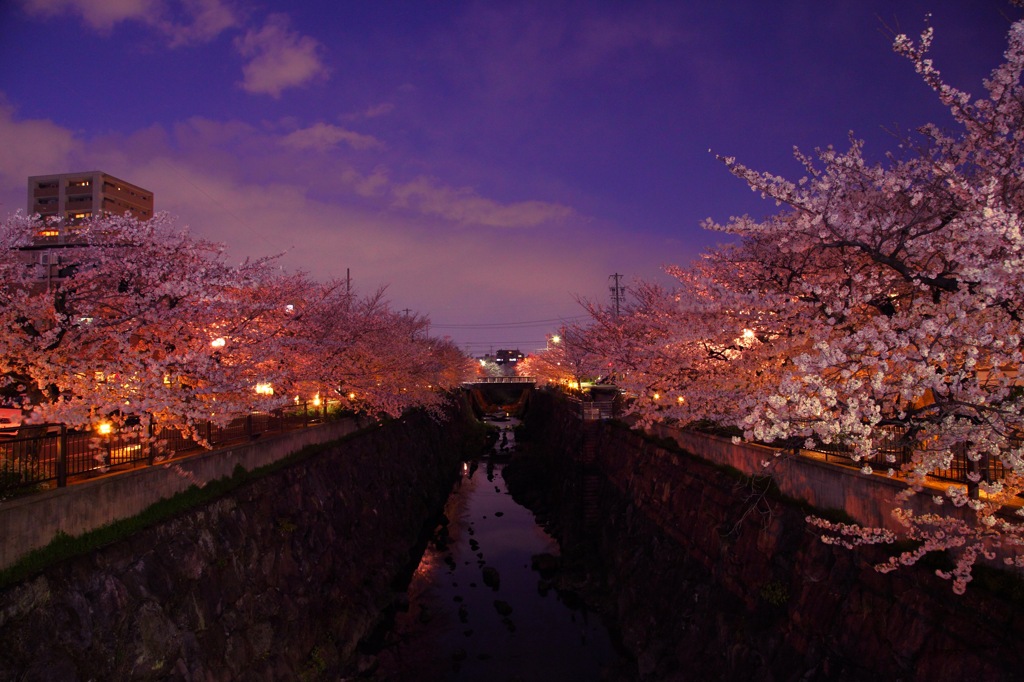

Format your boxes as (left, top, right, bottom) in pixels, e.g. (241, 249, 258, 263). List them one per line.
(0, 400, 345, 497)
(464, 376, 537, 385)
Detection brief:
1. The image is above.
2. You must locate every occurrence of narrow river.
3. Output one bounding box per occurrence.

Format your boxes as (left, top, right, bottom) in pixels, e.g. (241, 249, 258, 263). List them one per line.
(370, 419, 631, 681)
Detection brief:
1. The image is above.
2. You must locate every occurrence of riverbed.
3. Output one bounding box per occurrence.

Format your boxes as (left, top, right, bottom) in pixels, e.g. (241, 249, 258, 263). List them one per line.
(371, 421, 629, 681)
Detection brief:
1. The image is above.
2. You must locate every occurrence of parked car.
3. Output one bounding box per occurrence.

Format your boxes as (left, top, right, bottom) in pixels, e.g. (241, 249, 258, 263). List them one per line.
(0, 409, 22, 440)
(0, 408, 22, 428)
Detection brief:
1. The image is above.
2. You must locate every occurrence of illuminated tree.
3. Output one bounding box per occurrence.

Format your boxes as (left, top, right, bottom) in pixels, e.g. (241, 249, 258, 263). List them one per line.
(578, 273, 784, 427)
(281, 285, 472, 418)
(522, 326, 604, 392)
(0, 212, 297, 437)
(584, 13, 1024, 592)
(0, 212, 471, 442)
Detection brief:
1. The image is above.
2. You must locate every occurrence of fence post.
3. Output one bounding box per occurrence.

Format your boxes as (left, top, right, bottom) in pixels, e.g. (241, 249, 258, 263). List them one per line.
(147, 418, 156, 465)
(56, 424, 67, 488)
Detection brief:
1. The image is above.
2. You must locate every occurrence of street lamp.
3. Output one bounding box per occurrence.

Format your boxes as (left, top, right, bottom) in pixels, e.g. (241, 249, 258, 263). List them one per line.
(97, 421, 113, 469)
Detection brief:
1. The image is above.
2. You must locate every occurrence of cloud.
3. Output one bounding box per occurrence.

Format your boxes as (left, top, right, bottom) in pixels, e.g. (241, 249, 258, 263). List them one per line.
(391, 176, 574, 229)
(0, 101, 80, 201)
(281, 123, 383, 152)
(159, 0, 240, 47)
(234, 14, 329, 97)
(20, 0, 157, 31)
(341, 167, 390, 198)
(446, 4, 687, 100)
(19, 0, 240, 44)
(361, 103, 394, 119)
(0, 104, 657, 353)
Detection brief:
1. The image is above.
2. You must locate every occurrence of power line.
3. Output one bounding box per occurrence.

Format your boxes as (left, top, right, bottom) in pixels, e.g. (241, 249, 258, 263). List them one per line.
(431, 315, 588, 329)
(459, 341, 546, 348)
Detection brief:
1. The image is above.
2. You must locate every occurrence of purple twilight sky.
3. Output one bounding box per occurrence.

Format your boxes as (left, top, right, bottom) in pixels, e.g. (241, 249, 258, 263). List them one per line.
(0, 1, 1016, 355)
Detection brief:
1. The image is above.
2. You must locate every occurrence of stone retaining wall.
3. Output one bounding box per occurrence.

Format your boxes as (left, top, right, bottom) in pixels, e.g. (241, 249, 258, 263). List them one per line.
(522, 391, 1024, 682)
(0, 405, 476, 680)
(0, 418, 364, 570)
(648, 423, 980, 532)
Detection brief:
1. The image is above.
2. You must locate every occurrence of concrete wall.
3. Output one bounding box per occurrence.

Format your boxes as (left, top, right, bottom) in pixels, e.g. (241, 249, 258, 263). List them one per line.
(519, 393, 1024, 681)
(649, 423, 978, 532)
(0, 418, 362, 570)
(0, 408, 473, 680)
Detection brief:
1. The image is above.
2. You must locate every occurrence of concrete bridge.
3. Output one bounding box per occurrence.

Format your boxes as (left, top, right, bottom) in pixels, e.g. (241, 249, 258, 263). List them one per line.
(463, 376, 535, 416)
(462, 376, 536, 386)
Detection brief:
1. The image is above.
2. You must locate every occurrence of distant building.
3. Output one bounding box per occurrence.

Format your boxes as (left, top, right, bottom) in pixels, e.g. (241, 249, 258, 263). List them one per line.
(22, 171, 154, 286)
(494, 349, 525, 365)
(27, 171, 153, 233)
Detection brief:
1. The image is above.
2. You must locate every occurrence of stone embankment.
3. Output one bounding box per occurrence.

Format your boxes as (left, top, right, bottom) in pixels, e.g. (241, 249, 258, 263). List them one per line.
(514, 391, 1024, 682)
(0, 403, 480, 680)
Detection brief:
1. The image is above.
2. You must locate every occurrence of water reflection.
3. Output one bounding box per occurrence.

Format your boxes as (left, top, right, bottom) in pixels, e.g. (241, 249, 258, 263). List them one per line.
(372, 420, 621, 681)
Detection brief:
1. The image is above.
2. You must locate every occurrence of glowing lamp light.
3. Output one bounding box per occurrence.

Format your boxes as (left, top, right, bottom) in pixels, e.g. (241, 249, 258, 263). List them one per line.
(254, 382, 274, 396)
(551, 335, 561, 344)
(211, 337, 226, 348)
(312, 393, 322, 407)
(653, 392, 661, 400)
(97, 422, 113, 435)
(348, 392, 356, 400)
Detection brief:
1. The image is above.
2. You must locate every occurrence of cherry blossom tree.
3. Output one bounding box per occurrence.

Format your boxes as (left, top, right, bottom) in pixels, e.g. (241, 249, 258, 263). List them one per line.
(0, 212, 298, 437)
(271, 282, 473, 419)
(577, 273, 786, 428)
(1, 211, 472, 444)
(519, 325, 605, 392)
(718, 16, 1024, 593)
(581, 12, 1024, 592)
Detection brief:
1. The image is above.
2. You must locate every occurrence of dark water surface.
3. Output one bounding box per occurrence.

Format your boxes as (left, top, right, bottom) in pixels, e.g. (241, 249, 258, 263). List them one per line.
(372, 425, 627, 681)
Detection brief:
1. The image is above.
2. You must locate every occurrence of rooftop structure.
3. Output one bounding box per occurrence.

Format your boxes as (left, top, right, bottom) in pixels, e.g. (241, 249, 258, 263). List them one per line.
(494, 349, 525, 365)
(27, 171, 153, 235)
(22, 171, 154, 286)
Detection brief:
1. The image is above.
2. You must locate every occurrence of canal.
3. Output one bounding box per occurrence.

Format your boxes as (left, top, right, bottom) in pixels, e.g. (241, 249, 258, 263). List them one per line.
(369, 417, 634, 680)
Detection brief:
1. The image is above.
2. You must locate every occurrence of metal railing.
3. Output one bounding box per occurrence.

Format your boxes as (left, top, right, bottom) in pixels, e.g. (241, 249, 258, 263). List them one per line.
(560, 388, 1013, 489)
(465, 376, 537, 385)
(568, 397, 616, 421)
(0, 400, 342, 496)
(774, 424, 1014, 486)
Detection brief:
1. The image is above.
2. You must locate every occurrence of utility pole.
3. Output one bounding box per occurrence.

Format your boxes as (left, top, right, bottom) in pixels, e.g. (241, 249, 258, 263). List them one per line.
(609, 273, 625, 318)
